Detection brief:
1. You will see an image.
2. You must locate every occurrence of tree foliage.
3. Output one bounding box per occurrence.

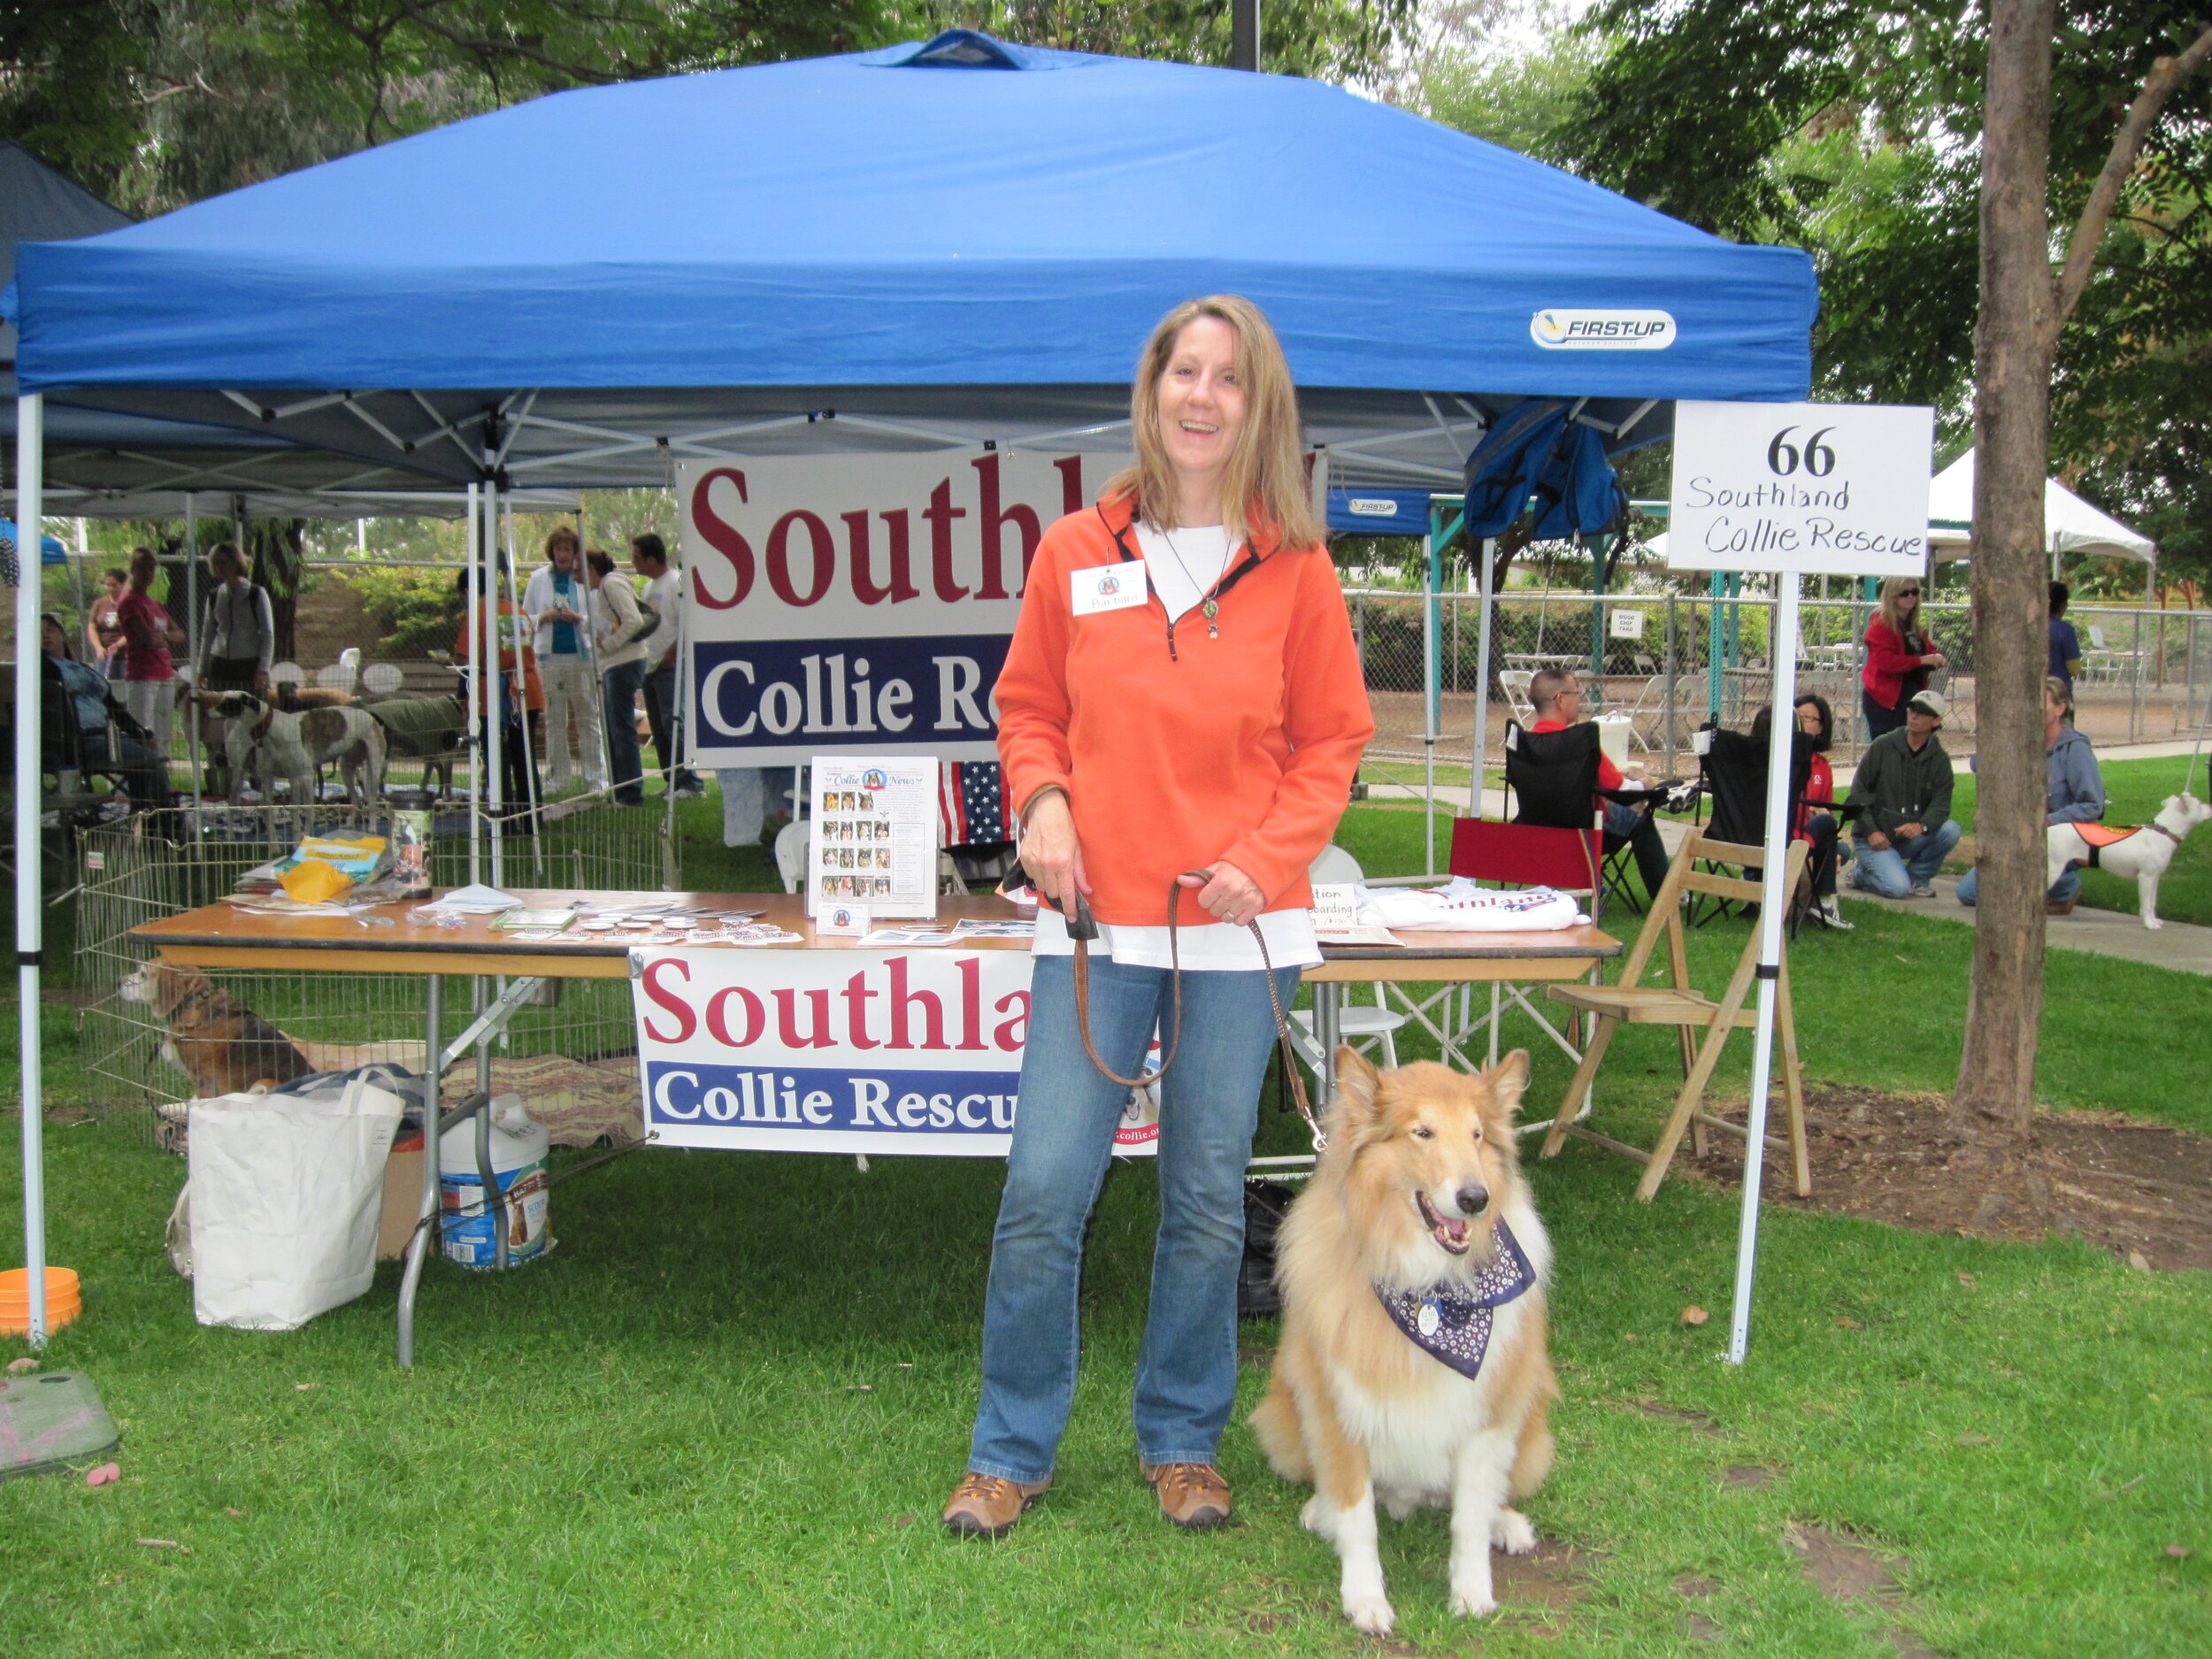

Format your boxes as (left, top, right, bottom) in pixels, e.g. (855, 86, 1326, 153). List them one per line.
(3, 0, 895, 214)
(6, 1, 1423, 219)
(1545, 0, 2212, 590)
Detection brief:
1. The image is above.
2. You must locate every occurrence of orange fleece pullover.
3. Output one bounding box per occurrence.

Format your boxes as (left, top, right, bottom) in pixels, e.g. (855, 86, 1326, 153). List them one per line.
(995, 494, 1374, 928)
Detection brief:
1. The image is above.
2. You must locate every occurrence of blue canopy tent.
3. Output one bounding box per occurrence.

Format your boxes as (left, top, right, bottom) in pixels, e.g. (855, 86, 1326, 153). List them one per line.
(7, 32, 1819, 1348)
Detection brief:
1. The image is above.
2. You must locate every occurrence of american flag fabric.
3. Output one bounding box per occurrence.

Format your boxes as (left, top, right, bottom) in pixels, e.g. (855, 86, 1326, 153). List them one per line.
(940, 761, 1012, 848)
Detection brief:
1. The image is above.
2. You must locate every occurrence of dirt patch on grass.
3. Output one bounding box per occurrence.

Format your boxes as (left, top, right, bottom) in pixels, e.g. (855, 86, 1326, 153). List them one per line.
(1686, 1086, 2212, 1271)
(1783, 1523, 1939, 1659)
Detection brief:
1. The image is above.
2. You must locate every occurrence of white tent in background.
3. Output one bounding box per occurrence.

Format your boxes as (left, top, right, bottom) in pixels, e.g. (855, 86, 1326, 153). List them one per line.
(1925, 448, 2157, 588)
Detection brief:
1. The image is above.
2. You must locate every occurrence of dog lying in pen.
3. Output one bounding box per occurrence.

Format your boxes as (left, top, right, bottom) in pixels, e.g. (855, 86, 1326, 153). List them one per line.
(119, 959, 315, 1099)
(1252, 1048, 1557, 1636)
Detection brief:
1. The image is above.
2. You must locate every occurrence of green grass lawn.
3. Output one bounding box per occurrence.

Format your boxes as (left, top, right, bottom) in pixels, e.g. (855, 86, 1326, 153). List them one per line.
(1943, 754, 2212, 929)
(4, 798, 2208, 1655)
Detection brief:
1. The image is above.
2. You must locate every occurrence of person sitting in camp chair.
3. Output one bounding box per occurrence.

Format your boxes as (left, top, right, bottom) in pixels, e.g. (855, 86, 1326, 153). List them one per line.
(1528, 668, 1669, 900)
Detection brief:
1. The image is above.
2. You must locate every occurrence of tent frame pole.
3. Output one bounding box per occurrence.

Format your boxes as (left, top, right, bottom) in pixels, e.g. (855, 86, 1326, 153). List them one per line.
(1471, 536, 1496, 818)
(501, 497, 543, 872)
(15, 393, 49, 1345)
(465, 483, 483, 888)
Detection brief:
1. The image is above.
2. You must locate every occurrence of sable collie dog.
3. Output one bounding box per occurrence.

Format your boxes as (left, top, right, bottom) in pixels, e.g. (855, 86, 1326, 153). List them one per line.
(120, 959, 315, 1098)
(1252, 1048, 1557, 1636)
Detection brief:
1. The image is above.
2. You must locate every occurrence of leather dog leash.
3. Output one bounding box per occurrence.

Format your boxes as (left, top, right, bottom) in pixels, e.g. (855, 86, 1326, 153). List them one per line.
(1048, 872, 1320, 1147)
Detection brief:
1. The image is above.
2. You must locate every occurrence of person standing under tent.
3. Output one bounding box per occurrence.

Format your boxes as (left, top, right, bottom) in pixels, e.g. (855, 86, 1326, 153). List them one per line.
(1860, 575, 1944, 739)
(1955, 677, 2103, 915)
(2047, 581, 2084, 701)
(114, 545, 184, 788)
(588, 549, 650, 806)
(452, 562, 544, 834)
(631, 533, 702, 798)
(88, 566, 127, 678)
(944, 295, 1372, 1540)
(523, 526, 607, 795)
(197, 542, 275, 694)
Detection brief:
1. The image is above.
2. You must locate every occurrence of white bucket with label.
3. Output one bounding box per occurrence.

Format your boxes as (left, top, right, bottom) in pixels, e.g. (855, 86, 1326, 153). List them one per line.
(438, 1094, 553, 1270)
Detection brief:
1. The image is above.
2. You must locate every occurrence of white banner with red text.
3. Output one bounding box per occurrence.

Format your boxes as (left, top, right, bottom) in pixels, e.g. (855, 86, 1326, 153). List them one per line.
(676, 449, 1129, 769)
(629, 946, 1161, 1157)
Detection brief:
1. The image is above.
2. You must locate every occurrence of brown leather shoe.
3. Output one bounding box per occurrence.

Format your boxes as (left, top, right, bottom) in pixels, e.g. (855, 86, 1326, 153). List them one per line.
(2047, 898, 2076, 916)
(1141, 1461, 1232, 1529)
(942, 1472, 1049, 1538)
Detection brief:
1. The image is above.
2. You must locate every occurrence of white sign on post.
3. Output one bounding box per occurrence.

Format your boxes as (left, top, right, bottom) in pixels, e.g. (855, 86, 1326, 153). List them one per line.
(1663, 399, 1934, 1370)
(1666, 402, 1933, 577)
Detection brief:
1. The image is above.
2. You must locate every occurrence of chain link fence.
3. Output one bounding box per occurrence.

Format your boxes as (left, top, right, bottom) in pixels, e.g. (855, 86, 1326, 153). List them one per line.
(69, 794, 665, 1133)
(1351, 588, 2212, 794)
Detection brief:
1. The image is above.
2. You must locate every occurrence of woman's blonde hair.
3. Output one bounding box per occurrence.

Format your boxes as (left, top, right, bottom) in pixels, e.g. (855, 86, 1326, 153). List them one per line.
(2045, 675, 2073, 718)
(1875, 575, 1924, 640)
(207, 541, 245, 581)
(1104, 295, 1320, 550)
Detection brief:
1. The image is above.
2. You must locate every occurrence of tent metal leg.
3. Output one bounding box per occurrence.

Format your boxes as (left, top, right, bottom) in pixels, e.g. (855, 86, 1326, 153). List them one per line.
(15, 393, 48, 1346)
(398, 973, 442, 1369)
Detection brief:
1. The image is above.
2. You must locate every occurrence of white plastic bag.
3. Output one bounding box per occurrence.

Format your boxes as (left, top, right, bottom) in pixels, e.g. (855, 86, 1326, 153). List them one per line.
(186, 1066, 411, 1331)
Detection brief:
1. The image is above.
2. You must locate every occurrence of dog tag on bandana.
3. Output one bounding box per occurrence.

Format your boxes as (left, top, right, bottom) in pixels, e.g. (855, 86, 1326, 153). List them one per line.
(1071, 562, 1148, 617)
(1374, 1220, 1537, 1382)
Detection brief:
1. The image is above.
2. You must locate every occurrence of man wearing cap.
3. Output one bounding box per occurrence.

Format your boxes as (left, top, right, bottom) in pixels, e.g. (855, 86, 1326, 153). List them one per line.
(1844, 688, 1962, 899)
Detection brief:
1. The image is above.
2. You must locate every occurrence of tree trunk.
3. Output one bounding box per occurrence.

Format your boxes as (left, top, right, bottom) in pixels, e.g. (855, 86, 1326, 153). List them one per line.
(1951, 0, 2056, 1137)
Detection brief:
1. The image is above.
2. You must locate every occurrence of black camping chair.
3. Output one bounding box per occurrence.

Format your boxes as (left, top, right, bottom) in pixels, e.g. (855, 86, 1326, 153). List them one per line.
(1502, 720, 1608, 917)
(1693, 726, 1836, 933)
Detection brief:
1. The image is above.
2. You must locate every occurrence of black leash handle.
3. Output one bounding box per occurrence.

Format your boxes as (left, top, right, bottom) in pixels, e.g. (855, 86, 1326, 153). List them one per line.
(1050, 871, 1320, 1148)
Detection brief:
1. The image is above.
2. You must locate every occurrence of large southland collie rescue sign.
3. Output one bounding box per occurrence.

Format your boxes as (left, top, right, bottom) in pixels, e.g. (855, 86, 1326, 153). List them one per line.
(678, 451, 1125, 768)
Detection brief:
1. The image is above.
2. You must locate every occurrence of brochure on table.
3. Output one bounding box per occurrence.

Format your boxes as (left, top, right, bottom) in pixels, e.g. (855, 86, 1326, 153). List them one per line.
(806, 756, 938, 920)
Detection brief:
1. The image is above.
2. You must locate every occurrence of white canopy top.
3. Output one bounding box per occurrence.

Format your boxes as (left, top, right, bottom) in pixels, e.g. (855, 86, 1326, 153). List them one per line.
(1925, 449, 2155, 564)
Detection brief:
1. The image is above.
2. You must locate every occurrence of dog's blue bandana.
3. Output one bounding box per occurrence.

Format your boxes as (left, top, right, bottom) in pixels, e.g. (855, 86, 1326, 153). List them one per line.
(1374, 1219, 1537, 1381)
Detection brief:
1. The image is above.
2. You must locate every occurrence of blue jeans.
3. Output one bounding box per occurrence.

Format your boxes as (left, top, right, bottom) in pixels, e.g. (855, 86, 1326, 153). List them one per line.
(967, 953, 1302, 1486)
(602, 659, 649, 804)
(1849, 819, 1962, 896)
(1956, 862, 2079, 906)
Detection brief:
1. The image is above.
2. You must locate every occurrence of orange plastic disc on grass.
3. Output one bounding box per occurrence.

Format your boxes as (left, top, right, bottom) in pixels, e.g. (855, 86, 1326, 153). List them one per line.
(0, 1268, 82, 1335)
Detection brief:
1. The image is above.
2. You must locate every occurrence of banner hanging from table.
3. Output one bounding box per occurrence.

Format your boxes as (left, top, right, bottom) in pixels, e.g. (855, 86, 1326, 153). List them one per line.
(677, 449, 1128, 768)
(629, 945, 1160, 1158)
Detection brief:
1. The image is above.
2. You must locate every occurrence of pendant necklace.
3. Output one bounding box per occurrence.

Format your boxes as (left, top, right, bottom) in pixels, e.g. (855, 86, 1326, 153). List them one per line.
(1158, 527, 1224, 638)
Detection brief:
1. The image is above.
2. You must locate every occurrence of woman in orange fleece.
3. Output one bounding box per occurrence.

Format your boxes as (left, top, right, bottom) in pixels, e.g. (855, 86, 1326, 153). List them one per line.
(946, 297, 1372, 1540)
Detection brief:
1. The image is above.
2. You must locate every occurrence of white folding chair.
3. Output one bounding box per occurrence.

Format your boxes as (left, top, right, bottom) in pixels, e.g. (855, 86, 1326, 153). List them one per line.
(772, 818, 808, 894)
(1499, 669, 1538, 726)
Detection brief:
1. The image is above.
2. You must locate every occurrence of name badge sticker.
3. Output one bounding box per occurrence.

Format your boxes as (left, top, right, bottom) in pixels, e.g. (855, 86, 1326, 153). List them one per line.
(1071, 562, 1148, 617)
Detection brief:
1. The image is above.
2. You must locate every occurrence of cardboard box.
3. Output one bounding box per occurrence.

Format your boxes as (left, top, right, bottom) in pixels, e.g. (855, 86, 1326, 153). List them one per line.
(377, 1141, 426, 1262)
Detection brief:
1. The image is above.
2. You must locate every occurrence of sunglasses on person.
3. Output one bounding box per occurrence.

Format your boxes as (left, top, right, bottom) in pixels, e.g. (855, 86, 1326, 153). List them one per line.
(1899, 587, 1921, 596)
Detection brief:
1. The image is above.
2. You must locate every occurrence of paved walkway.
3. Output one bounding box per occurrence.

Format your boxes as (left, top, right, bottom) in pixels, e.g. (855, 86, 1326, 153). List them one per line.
(1839, 876, 2212, 976)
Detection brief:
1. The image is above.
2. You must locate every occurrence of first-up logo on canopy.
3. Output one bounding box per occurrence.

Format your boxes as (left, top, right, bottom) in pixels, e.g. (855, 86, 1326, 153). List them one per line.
(677, 449, 1125, 768)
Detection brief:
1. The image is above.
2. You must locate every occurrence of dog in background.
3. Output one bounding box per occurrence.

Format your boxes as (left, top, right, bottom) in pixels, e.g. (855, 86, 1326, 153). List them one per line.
(1252, 1048, 1557, 1636)
(204, 690, 387, 806)
(2047, 792, 2211, 930)
(119, 960, 315, 1098)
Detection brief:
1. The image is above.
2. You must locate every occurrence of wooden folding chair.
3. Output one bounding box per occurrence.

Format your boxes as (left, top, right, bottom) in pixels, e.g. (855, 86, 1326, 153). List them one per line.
(1536, 829, 1810, 1201)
